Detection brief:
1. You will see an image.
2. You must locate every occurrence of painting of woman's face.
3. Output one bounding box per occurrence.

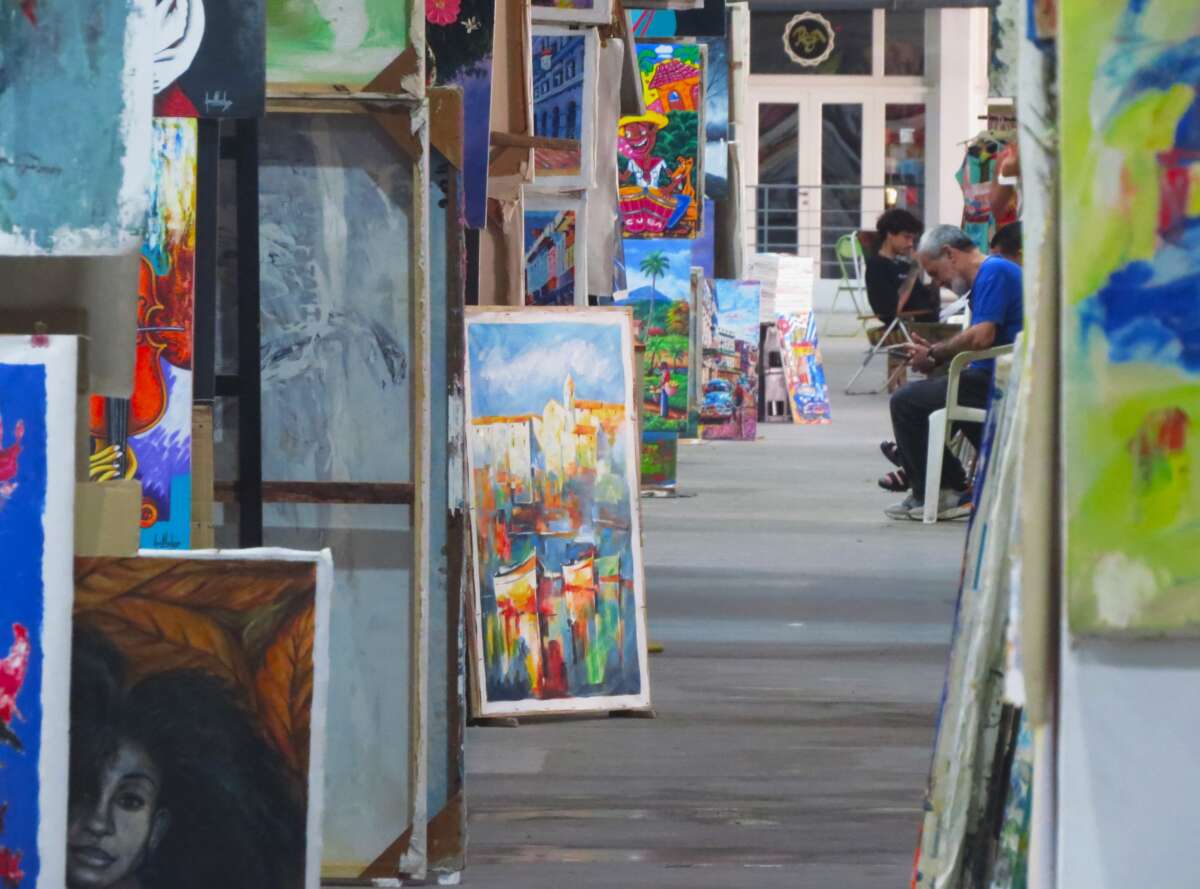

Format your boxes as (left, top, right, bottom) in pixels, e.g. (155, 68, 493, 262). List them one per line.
(67, 740, 170, 889)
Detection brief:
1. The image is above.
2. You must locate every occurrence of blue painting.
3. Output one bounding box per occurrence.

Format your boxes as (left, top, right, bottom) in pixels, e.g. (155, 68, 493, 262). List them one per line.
(628, 0, 725, 38)
(524, 204, 581, 306)
(0, 0, 151, 254)
(532, 28, 593, 186)
(0, 362, 47, 887)
(702, 39, 729, 200)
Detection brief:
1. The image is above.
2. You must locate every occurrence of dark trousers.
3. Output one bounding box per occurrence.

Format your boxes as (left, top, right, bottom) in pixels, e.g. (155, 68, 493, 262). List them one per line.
(889, 369, 992, 499)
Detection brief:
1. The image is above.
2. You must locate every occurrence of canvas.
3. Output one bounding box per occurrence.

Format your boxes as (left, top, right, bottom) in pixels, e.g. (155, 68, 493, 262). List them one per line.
(464, 308, 651, 717)
(700, 38, 729, 200)
(266, 0, 411, 87)
(427, 0, 496, 228)
(153, 0, 266, 117)
(531, 0, 613, 26)
(0, 337, 76, 889)
(640, 429, 678, 491)
(531, 26, 597, 190)
(628, 0, 725, 37)
(699, 280, 760, 441)
(90, 118, 197, 551)
(620, 43, 704, 239)
(69, 551, 331, 889)
(524, 193, 588, 306)
(1062, 0, 1200, 635)
(0, 0, 152, 254)
(776, 310, 832, 425)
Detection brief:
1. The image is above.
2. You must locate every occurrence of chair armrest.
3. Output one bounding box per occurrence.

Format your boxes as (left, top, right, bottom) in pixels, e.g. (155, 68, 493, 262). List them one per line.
(945, 343, 1016, 411)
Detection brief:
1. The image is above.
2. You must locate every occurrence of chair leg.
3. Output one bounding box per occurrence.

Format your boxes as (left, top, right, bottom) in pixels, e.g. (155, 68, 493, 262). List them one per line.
(924, 408, 948, 524)
(845, 318, 900, 395)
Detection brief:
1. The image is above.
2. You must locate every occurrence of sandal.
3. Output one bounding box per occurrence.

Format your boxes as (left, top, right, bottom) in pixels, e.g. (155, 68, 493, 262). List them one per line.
(880, 441, 904, 468)
(878, 469, 909, 492)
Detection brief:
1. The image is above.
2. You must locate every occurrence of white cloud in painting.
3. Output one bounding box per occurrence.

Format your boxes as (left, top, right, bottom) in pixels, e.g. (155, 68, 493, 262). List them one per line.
(476, 336, 622, 401)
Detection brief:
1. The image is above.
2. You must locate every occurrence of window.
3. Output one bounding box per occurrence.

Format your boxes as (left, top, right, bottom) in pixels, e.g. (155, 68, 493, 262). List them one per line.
(567, 60, 576, 79)
(885, 104, 926, 220)
(551, 106, 560, 137)
(750, 10, 872, 76)
(566, 101, 578, 139)
(885, 11, 925, 76)
(756, 104, 799, 255)
(820, 104, 862, 278)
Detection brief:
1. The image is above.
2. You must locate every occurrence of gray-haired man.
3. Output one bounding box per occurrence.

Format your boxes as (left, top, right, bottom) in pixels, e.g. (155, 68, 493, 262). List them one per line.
(884, 225, 1023, 521)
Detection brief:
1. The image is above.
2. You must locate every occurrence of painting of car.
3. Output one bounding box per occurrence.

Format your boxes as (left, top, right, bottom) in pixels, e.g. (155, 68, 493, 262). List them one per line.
(699, 379, 735, 423)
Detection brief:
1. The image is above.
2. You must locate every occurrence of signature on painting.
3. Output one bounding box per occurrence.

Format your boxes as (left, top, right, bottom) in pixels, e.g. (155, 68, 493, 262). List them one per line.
(204, 91, 233, 114)
(152, 531, 184, 549)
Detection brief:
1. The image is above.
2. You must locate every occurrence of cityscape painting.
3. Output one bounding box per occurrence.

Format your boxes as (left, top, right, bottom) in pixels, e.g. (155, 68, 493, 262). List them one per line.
(464, 308, 651, 717)
(524, 193, 587, 306)
(532, 27, 596, 190)
(700, 280, 760, 441)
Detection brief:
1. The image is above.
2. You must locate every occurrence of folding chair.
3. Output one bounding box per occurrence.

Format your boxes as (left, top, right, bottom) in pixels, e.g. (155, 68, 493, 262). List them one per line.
(843, 309, 922, 395)
(825, 233, 871, 337)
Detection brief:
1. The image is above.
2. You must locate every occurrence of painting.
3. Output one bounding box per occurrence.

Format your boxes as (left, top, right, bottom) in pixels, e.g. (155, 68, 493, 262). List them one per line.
(700, 38, 729, 201)
(266, 0, 411, 88)
(620, 43, 704, 239)
(699, 280, 760, 441)
(90, 118, 197, 551)
(70, 551, 332, 889)
(153, 0, 266, 117)
(776, 309, 832, 425)
(427, 0, 496, 228)
(464, 308, 651, 717)
(531, 0, 612, 26)
(0, 337, 76, 889)
(524, 193, 587, 306)
(532, 26, 596, 190)
(628, 0, 725, 37)
(641, 429, 678, 492)
(0, 0, 152, 254)
(1062, 0, 1200, 635)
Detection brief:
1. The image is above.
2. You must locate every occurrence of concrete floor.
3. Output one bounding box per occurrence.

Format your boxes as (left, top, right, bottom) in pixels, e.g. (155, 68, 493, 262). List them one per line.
(463, 336, 966, 888)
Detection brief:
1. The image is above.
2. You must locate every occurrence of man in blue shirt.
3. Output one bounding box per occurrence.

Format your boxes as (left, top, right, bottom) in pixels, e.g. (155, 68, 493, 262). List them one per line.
(884, 224, 1023, 520)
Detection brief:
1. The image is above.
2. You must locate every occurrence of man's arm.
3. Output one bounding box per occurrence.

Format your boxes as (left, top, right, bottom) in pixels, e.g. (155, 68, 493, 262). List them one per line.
(928, 321, 997, 363)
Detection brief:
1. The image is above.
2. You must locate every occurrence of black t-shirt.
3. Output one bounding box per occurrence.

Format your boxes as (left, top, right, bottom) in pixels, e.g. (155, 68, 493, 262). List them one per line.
(864, 254, 940, 323)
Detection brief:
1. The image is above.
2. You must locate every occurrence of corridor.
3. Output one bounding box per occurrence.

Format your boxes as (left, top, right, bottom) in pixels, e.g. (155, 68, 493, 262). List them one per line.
(466, 339, 967, 888)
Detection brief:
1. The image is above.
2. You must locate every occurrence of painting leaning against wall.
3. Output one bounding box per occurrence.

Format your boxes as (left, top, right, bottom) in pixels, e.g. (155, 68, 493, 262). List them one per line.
(1062, 0, 1200, 635)
(464, 308, 652, 717)
(700, 280, 760, 442)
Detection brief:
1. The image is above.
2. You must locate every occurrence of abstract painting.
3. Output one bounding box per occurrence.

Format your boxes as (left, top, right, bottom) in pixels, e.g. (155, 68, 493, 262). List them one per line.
(464, 308, 651, 716)
(1062, 0, 1200, 635)
(0, 0, 152, 254)
(628, 0, 725, 37)
(427, 0, 496, 228)
(532, 26, 596, 190)
(620, 43, 704, 239)
(90, 118, 197, 551)
(266, 0, 411, 87)
(640, 429, 678, 492)
(524, 193, 587, 306)
(776, 309, 832, 425)
(70, 552, 331, 889)
(700, 280, 760, 441)
(0, 337, 76, 889)
(153, 0, 266, 117)
(531, 0, 612, 25)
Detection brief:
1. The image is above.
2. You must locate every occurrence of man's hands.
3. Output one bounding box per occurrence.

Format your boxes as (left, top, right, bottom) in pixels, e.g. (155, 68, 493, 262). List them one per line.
(898, 332, 938, 373)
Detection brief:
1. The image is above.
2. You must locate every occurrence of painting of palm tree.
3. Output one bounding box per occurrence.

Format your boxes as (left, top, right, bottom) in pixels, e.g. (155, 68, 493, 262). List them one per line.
(638, 250, 670, 344)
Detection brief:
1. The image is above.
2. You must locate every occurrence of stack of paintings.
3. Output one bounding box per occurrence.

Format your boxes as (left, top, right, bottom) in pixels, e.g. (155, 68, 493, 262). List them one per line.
(699, 281, 760, 441)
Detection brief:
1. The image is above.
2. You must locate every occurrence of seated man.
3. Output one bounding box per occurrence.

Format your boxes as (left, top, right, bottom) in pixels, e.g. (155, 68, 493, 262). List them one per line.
(864, 209, 941, 324)
(884, 224, 1024, 521)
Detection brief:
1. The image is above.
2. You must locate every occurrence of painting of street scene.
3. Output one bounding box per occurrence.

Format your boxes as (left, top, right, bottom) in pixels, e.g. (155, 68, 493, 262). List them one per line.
(464, 309, 651, 716)
(700, 280, 761, 441)
(524, 200, 582, 306)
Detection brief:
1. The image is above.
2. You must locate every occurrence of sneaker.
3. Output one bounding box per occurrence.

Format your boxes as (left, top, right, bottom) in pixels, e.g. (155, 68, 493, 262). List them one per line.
(936, 488, 973, 520)
(884, 494, 922, 520)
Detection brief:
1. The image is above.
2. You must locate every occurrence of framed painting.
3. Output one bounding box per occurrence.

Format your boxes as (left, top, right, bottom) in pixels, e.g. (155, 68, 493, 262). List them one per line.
(90, 118, 197, 551)
(641, 429, 678, 492)
(531, 26, 598, 191)
(619, 43, 705, 239)
(699, 280, 760, 441)
(153, 0, 266, 117)
(464, 308, 652, 717)
(531, 0, 613, 26)
(70, 549, 332, 889)
(0, 336, 77, 889)
(524, 192, 588, 306)
(1062, 0, 1200, 635)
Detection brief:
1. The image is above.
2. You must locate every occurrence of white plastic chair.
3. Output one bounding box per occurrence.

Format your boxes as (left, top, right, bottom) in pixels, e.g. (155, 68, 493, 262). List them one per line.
(922, 343, 1016, 524)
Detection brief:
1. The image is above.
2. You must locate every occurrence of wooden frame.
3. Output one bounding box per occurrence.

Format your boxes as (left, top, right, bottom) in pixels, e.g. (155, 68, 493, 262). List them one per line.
(522, 190, 589, 306)
(530, 25, 599, 192)
(530, 0, 614, 26)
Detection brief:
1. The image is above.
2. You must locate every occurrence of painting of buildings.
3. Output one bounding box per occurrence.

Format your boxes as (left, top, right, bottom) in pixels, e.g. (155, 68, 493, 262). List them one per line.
(524, 195, 586, 306)
(532, 28, 596, 189)
(776, 309, 832, 425)
(1062, 0, 1200, 635)
(464, 309, 651, 716)
(699, 280, 760, 441)
(619, 43, 704, 239)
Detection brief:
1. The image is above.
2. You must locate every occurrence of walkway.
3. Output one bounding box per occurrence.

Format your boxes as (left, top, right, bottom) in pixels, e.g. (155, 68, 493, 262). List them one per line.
(465, 337, 966, 888)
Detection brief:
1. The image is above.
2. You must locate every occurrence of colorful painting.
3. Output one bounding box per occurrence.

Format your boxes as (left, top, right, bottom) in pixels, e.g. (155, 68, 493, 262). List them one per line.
(629, 0, 725, 38)
(989, 716, 1033, 889)
(640, 429, 678, 491)
(0, 0, 152, 254)
(70, 551, 331, 889)
(524, 194, 587, 306)
(266, 0, 411, 87)
(532, 27, 596, 189)
(464, 308, 651, 716)
(0, 337, 76, 889)
(531, 0, 612, 25)
(701, 38, 729, 201)
(620, 43, 704, 239)
(153, 0, 266, 117)
(1062, 0, 1200, 635)
(90, 119, 197, 551)
(776, 309, 832, 425)
(700, 280, 760, 441)
(427, 0, 496, 228)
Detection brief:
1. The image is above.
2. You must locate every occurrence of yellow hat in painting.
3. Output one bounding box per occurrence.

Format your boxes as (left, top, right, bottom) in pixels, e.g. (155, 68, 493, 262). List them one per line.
(618, 111, 669, 132)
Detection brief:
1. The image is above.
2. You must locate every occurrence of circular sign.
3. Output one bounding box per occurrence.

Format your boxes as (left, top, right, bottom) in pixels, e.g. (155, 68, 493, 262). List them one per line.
(782, 12, 836, 68)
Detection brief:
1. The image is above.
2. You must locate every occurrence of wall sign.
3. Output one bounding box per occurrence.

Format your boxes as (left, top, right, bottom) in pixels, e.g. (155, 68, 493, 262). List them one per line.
(782, 12, 835, 67)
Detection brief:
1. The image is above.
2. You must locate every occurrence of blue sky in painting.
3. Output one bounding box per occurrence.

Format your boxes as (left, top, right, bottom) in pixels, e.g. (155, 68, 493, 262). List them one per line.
(469, 321, 626, 417)
(0, 363, 48, 884)
(619, 201, 715, 301)
(713, 280, 761, 342)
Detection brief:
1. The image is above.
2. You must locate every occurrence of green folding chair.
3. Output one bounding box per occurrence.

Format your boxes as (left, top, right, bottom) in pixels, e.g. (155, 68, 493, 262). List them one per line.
(826, 233, 871, 337)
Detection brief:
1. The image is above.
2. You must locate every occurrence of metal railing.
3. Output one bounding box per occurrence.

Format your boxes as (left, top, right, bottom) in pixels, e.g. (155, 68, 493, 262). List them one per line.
(748, 183, 926, 278)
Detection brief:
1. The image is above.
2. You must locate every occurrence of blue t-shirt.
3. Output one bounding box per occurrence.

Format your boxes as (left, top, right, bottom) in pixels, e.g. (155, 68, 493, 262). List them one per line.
(969, 256, 1023, 371)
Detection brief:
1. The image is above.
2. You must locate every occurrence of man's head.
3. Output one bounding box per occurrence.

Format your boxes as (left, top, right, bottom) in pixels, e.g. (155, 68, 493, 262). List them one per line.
(875, 208, 923, 256)
(916, 225, 982, 294)
(990, 222, 1022, 265)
